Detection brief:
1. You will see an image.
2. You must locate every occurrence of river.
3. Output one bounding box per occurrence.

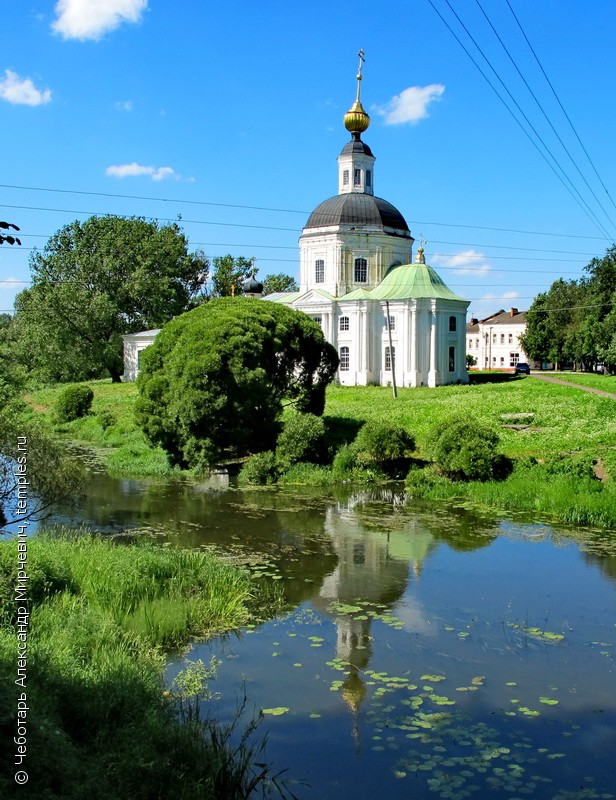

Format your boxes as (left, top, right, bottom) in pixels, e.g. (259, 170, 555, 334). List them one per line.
(43, 473, 616, 800)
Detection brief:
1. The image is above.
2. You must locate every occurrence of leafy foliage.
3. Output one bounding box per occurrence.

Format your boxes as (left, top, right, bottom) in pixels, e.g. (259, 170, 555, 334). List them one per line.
(262, 273, 299, 295)
(238, 451, 280, 485)
(12, 215, 207, 382)
(521, 245, 616, 372)
(210, 254, 255, 297)
(354, 420, 415, 465)
(428, 417, 502, 481)
(54, 385, 94, 422)
(276, 413, 327, 468)
(135, 297, 339, 468)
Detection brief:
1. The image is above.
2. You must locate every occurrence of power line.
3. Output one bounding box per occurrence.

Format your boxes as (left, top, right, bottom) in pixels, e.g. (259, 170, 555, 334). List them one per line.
(428, 0, 614, 240)
(474, 0, 616, 234)
(1, 183, 613, 242)
(505, 0, 616, 215)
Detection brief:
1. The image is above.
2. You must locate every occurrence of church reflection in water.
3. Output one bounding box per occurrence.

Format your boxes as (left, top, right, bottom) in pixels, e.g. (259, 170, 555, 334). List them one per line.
(312, 491, 439, 737)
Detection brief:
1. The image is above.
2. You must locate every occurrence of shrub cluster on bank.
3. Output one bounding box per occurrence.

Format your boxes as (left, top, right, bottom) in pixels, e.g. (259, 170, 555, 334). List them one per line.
(0, 533, 289, 800)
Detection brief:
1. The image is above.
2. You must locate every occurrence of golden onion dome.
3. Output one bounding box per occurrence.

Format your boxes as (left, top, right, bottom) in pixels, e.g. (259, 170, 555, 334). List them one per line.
(344, 100, 370, 134)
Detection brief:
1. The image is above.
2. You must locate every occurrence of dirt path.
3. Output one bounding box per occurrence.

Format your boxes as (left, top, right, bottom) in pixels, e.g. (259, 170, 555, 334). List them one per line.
(529, 373, 616, 400)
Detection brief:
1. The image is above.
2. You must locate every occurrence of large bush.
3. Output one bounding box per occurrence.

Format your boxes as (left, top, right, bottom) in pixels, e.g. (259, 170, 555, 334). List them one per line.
(276, 413, 327, 468)
(135, 298, 338, 468)
(428, 417, 501, 481)
(54, 385, 94, 422)
(353, 420, 415, 466)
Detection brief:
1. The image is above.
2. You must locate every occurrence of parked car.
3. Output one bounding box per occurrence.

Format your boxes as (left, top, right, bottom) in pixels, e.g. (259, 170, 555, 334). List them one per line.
(515, 362, 531, 375)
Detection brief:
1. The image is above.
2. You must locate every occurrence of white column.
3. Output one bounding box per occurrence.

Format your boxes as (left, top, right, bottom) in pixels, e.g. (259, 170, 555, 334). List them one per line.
(428, 303, 438, 387)
(410, 306, 417, 384)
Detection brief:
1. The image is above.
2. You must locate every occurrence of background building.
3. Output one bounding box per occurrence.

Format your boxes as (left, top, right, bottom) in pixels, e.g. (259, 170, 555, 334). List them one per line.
(466, 308, 535, 370)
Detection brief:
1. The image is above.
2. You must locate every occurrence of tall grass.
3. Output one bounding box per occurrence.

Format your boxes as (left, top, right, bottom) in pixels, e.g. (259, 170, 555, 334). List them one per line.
(0, 532, 289, 799)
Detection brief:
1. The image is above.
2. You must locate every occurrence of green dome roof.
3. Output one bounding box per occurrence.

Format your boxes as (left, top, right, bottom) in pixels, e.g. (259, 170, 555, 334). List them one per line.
(341, 261, 466, 302)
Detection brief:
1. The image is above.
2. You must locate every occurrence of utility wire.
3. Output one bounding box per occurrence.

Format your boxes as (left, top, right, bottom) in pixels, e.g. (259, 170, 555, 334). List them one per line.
(474, 0, 616, 235)
(505, 0, 616, 215)
(429, 0, 613, 240)
(1, 183, 612, 241)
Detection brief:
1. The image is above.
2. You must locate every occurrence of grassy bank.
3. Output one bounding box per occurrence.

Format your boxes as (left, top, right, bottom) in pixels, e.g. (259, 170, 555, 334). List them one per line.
(24, 377, 616, 528)
(0, 533, 286, 799)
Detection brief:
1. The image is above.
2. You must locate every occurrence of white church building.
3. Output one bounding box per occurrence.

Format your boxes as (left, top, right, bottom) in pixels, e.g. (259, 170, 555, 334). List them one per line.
(123, 56, 469, 387)
(265, 57, 469, 388)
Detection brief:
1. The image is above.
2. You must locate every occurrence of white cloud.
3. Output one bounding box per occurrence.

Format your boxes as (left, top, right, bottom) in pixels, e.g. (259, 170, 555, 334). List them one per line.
(106, 162, 180, 181)
(52, 0, 148, 41)
(432, 249, 491, 277)
(481, 291, 520, 301)
(115, 100, 133, 111)
(375, 84, 445, 125)
(0, 70, 51, 106)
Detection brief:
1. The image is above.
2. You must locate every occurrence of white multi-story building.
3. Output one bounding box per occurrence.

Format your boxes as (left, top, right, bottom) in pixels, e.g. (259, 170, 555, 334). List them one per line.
(466, 308, 534, 370)
(267, 61, 469, 388)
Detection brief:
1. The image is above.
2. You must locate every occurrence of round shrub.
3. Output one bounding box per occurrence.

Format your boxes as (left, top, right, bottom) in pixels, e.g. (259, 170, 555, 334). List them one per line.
(238, 451, 280, 485)
(276, 413, 327, 467)
(54, 385, 94, 423)
(428, 418, 501, 481)
(332, 443, 359, 475)
(353, 420, 415, 466)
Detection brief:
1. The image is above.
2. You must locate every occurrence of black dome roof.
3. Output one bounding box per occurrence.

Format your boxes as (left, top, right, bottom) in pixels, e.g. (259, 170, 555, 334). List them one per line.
(339, 139, 374, 157)
(305, 194, 410, 234)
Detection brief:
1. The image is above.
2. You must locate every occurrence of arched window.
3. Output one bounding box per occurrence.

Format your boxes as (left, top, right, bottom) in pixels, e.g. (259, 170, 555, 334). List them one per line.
(354, 257, 367, 282)
(385, 346, 395, 371)
(449, 315, 457, 332)
(339, 346, 350, 371)
(449, 346, 456, 372)
(339, 316, 350, 331)
(366, 170, 372, 188)
(315, 259, 324, 283)
(353, 168, 361, 186)
(342, 170, 349, 186)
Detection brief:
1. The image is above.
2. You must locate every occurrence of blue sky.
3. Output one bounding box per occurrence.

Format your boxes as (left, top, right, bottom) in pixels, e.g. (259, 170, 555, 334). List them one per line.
(2, 0, 615, 320)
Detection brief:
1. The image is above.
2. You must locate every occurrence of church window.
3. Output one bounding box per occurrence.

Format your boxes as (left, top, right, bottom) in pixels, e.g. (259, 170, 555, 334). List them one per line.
(385, 346, 395, 371)
(312, 316, 322, 327)
(342, 169, 349, 186)
(366, 170, 372, 187)
(449, 315, 457, 332)
(385, 314, 395, 331)
(449, 346, 456, 372)
(354, 257, 367, 282)
(354, 168, 361, 186)
(339, 346, 350, 371)
(315, 259, 325, 283)
(339, 316, 350, 331)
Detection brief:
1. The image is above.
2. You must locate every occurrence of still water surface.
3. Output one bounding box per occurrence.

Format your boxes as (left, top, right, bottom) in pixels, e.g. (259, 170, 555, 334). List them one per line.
(47, 475, 616, 800)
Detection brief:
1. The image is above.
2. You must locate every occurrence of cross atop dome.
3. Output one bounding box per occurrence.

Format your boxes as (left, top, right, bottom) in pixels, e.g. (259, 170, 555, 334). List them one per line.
(343, 49, 370, 137)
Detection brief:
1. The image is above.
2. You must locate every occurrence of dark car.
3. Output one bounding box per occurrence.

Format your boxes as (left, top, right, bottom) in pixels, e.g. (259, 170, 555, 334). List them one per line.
(515, 362, 531, 375)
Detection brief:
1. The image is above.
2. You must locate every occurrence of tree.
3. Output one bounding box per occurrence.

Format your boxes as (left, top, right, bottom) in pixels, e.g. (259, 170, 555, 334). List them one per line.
(135, 297, 339, 468)
(210, 254, 255, 297)
(12, 216, 208, 382)
(262, 273, 299, 295)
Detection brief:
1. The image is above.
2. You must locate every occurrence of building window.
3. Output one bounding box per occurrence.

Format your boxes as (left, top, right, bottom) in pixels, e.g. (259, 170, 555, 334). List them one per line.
(475, 338, 479, 349)
(342, 170, 349, 186)
(510, 352, 520, 367)
(492, 334, 497, 344)
(339, 316, 349, 332)
(500, 357, 504, 366)
(339, 346, 350, 371)
(449, 316, 457, 332)
(366, 170, 372, 188)
(468, 338, 473, 349)
(354, 257, 367, 282)
(449, 346, 456, 372)
(353, 543, 365, 565)
(385, 314, 395, 331)
(492, 357, 496, 365)
(385, 346, 395, 371)
(500, 333, 505, 344)
(508, 333, 513, 344)
(315, 259, 324, 283)
(354, 168, 361, 186)
(312, 316, 322, 327)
